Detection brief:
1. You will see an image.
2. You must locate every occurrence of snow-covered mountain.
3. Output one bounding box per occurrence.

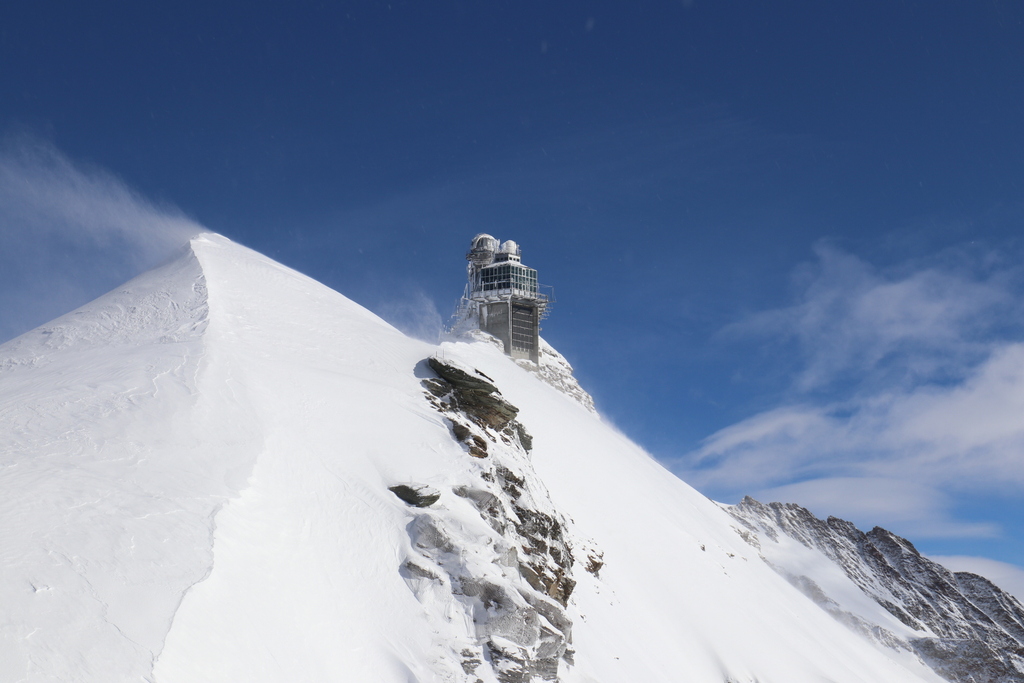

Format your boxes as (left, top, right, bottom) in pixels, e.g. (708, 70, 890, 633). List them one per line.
(727, 497, 1024, 683)
(0, 233, 1007, 682)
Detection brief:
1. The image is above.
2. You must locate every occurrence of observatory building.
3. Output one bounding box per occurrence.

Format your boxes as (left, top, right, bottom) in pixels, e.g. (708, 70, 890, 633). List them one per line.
(460, 234, 550, 364)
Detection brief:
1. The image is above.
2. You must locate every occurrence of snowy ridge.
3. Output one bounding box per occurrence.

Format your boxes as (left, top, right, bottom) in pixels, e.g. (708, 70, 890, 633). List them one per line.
(1, 233, 954, 682)
(516, 338, 595, 413)
(0, 244, 259, 682)
(727, 497, 1024, 683)
(455, 330, 595, 412)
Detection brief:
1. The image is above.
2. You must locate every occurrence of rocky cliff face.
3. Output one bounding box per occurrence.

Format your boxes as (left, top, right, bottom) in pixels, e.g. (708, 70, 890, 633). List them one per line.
(395, 355, 600, 683)
(727, 497, 1024, 683)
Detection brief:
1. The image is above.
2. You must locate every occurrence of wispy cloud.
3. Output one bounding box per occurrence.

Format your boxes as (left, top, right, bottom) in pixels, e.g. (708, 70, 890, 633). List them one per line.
(0, 137, 201, 342)
(721, 243, 1021, 393)
(680, 242, 1024, 540)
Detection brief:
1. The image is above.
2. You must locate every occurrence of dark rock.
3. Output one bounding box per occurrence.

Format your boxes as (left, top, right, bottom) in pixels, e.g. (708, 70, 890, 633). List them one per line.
(955, 572, 1024, 643)
(584, 551, 604, 577)
(428, 356, 500, 395)
(402, 560, 441, 581)
(451, 421, 472, 442)
(729, 497, 1024, 683)
(426, 356, 520, 431)
(512, 422, 533, 452)
(389, 484, 441, 508)
(460, 649, 483, 675)
(421, 378, 450, 398)
(495, 465, 526, 500)
(914, 636, 1024, 683)
(511, 505, 576, 606)
(449, 419, 490, 457)
(470, 434, 489, 453)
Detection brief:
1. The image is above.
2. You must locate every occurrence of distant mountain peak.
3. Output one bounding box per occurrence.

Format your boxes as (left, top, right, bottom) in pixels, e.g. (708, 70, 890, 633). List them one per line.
(727, 497, 1024, 683)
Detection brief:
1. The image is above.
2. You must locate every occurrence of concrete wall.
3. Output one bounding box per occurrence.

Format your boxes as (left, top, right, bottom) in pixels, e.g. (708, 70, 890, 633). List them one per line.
(480, 300, 540, 364)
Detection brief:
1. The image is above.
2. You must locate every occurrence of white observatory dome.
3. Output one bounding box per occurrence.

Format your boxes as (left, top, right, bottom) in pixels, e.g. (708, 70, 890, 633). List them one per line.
(471, 234, 499, 252)
(499, 240, 520, 255)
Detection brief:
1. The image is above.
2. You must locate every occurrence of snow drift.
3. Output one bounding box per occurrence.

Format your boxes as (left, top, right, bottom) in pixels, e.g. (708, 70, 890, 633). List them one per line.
(1, 233, 953, 682)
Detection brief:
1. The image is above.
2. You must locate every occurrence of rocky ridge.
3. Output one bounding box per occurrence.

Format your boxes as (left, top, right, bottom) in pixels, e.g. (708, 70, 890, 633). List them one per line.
(727, 497, 1024, 683)
(393, 355, 600, 683)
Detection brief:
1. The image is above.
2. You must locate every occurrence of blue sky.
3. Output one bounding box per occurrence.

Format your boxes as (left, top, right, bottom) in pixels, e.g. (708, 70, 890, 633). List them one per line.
(3, 1, 1024, 586)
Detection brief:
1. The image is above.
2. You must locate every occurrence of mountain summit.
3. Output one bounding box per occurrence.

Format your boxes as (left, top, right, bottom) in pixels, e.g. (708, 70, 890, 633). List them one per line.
(0, 233, 986, 682)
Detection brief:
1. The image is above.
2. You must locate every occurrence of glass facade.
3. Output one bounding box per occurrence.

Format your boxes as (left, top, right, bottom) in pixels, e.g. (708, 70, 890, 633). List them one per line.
(476, 263, 538, 295)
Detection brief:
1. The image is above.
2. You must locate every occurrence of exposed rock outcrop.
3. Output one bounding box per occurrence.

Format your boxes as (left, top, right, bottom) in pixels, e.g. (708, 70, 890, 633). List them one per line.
(401, 355, 586, 682)
(423, 355, 533, 457)
(426, 356, 519, 430)
(727, 497, 1024, 683)
(388, 484, 441, 508)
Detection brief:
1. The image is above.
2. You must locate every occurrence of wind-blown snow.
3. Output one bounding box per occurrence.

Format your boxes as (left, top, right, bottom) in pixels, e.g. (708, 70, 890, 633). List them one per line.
(1, 234, 944, 682)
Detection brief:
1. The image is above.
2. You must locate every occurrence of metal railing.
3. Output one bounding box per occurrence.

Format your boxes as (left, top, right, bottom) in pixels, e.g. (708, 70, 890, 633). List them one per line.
(468, 285, 552, 303)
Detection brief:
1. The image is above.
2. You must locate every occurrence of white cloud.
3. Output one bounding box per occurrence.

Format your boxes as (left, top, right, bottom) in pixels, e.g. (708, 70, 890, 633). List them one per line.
(689, 342, 1024, 496)
(0, 138, 202, 342)
(687, 405, 845, 491)
(681, 243, 1024, 541)
(723, 243, 1020, 392)
(929, 555, 1024, 604)
(877, 344, 1024, 481)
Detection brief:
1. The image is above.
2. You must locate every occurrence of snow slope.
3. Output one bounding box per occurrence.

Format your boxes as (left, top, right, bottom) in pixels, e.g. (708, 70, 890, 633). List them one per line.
(0, 234, 945, 682)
